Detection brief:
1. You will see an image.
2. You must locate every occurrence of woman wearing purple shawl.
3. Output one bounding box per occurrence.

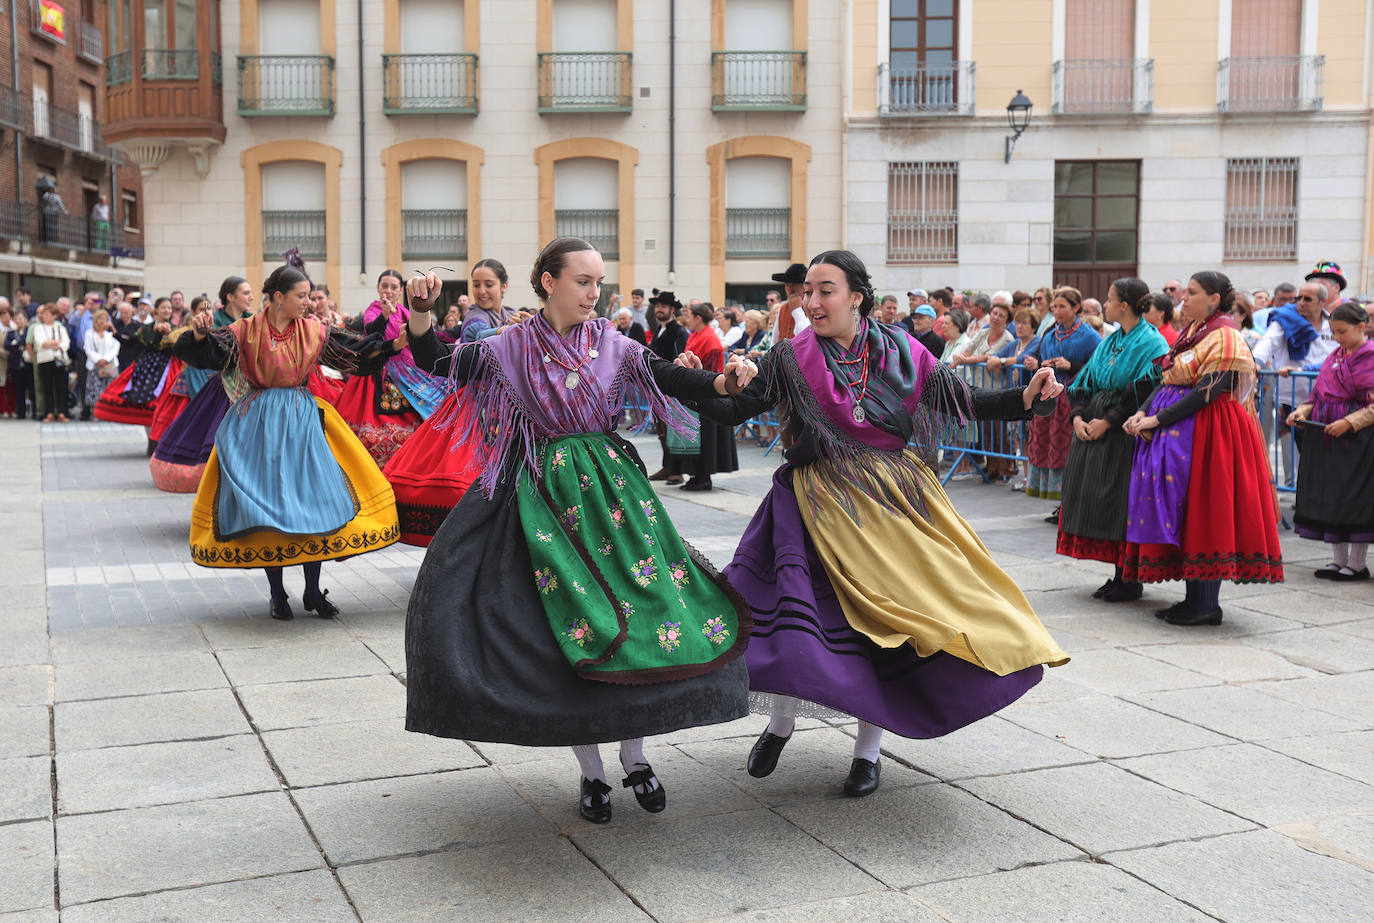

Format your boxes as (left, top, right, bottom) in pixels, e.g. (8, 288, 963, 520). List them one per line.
(1287, 303, 1374, 580)
(685, 251, 1069, 798)
(400, 239, 758, 825)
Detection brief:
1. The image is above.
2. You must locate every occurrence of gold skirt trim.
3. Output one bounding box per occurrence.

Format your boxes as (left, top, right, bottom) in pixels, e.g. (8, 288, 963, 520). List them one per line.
(190, 398, 399, 568)
(792, 449, 1068, 676)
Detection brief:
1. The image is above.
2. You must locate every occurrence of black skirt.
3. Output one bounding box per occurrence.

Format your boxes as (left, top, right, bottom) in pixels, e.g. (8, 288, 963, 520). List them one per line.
(1059, 391, 1134, 542)
(668, 416, 739, 478)
(404, 447, 750, 746)
(1293, 424, 1374, 543)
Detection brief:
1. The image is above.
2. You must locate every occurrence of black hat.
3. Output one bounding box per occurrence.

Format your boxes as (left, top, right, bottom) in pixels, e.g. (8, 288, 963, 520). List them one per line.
(770, 263, 807, 284)
(652, 290, 681, 307)
(1305, 260, 1347, 292)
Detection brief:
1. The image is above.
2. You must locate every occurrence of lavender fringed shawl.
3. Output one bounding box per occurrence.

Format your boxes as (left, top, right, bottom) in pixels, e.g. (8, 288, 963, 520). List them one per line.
(444, 314, 697, 497)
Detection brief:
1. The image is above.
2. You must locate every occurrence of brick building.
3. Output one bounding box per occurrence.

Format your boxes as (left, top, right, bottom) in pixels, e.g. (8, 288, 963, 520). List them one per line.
(0, 0, 144, 304)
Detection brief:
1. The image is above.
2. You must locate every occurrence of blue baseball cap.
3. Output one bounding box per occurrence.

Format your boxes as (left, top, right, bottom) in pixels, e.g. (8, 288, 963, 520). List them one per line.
(913, 305, 937, 318)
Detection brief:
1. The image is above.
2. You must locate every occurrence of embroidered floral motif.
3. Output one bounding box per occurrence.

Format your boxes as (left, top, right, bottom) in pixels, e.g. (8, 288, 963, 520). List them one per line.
(668, 558, 690, 589)
(550, 447, 568, 470)
(608, 502, 626, 529)
(657, 621, 682, 653)
(564, 618, 594, 647)
(639, 500, 658, 524)
(613, 474, 627, 491)
(605, 446, 620, 461)
(579, 473, 592, 491)
(701, 617, 730, 646)
(563, 506, 581, 533)
(598, 538, 614, 556)
(534, 567, 558, 595)
(643, 532, 655, 548)
(535, 529, 554, 543)
(571, 579, 588, 596)
(620, 601, 635, 621)
(632, 558, 658, 587)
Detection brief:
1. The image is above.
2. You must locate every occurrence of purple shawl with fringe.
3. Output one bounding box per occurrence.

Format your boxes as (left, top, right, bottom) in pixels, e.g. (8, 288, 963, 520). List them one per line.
(1311, 340, 1374, 418)
(449, 313, 695, 496)
(363, 300, 414, 366)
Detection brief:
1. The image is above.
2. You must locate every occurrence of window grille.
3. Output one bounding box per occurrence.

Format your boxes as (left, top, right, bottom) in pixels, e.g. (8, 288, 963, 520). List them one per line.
(1224, 158, 1298, 261)
(887, 161, 957, 264)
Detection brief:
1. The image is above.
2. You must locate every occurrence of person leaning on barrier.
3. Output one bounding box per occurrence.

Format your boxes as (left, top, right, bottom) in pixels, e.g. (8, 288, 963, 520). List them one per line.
(951, 302, 1017, 481)
(1286, 302, 1374, 582)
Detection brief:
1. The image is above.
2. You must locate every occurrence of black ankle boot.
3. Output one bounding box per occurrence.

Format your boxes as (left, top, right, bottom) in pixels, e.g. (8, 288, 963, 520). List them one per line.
(302, 589, 339, 619)
(269, 594, 293, 621)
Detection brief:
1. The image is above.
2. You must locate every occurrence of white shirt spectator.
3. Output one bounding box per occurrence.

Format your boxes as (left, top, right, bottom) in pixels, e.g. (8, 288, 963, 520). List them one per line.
(1251, 313, 1338, 406)
(83, 327, 120, 373)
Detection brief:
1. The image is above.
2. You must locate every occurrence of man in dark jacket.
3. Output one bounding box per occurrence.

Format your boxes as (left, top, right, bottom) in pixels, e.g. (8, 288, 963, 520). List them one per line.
(646, 291, 688, 483)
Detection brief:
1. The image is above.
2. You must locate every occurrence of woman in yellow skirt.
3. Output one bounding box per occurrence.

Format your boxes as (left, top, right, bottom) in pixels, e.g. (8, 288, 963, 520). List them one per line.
(174, 265, 400, 620)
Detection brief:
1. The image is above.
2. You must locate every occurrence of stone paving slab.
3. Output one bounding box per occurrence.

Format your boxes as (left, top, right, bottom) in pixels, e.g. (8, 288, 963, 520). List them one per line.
(234, 674, 407, 731)
(0, 705, 51, 759)
(54, 686, 251, 751)
(262, 718, 486, 788)
(1130, 640, 1324, 682)
(1127, 683, 1365, 740)
(216, 639, 391, 686)
(0, 820, 54, 915)
(58, 870, 356, 923)
(1002, 694, 1234, 759)
(53, 650, 228, 702)
(1264, 730, 1374, 786)
(868, 714, 1095, 781)
(0, 755, 53, 823)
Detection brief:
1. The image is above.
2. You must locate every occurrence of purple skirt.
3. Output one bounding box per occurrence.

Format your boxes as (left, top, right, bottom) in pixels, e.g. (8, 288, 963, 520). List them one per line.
(152, 375, 230, 467)
(723, 466, 1042, 739)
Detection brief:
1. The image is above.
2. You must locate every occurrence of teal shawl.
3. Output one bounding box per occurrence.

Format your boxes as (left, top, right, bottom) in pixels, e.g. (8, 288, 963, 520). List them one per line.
(1072, 318, 1169, 394)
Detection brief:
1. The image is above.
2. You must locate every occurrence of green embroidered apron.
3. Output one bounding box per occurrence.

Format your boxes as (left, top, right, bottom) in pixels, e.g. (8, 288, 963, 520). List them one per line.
(517, 434, 745, 682)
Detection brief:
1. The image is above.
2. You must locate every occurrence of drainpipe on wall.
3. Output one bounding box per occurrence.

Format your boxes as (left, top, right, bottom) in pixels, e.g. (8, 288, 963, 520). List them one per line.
(667, 0, 676, 284)
(358, 0, 367, 278)
(10, 0, 23, 209)
(840, 0, 851, 251)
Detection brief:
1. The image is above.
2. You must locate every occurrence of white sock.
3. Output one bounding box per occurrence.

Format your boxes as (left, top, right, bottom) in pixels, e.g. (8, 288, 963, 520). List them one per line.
(765, 695, 797, 738)
(853, 720, 883, 763)
(571, 744, 605, 785)
(1348, 543, 1368, 570)
(619, 737, 658, 794)
(1332, 543, 1351, 568)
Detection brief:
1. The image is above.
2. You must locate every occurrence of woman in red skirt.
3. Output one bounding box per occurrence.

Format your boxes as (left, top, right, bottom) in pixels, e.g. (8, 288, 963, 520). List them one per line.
(1121, 271, 1283, 625)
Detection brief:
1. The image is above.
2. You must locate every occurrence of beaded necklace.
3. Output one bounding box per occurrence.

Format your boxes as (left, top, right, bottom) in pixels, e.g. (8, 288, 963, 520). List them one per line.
(833, 336, 872, 423)
(530, 314, 599, 390)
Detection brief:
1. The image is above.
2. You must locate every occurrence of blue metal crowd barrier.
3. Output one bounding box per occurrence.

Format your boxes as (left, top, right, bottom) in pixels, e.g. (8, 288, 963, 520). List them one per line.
(1255, 369, 1319, 495)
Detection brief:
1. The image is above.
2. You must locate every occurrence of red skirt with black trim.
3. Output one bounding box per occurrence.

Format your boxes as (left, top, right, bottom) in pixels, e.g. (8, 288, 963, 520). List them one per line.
(1120, 397, 1283, 584)
(333, 371, 421, 468)
(147, 388, 188, 442)
(381, 391, 480, 547)
(93, 357, 183, 427)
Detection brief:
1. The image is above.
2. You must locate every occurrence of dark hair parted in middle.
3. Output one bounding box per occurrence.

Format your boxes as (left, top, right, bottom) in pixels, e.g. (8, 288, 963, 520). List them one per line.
(808, 249, 876, 316)
(472, 258, 509, 285)
(218, 276, 248, 304)
(1190, 270, 1236, 314)
(1110, 278, 1150, 317)
(1331, 302, 1369, 327)
(530, 237, 597, 301)
(263, 265, 311, 299)
(688, 302, 715, 324)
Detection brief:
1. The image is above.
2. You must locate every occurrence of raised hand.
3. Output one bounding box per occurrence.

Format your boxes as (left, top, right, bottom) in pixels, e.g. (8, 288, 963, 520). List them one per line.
(406, 272, 442, 312)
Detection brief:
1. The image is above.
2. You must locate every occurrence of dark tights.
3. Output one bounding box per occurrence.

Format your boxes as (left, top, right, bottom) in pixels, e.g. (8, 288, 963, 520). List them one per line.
(1184, 580, 1221, 612)
(265, 562, 323, 602)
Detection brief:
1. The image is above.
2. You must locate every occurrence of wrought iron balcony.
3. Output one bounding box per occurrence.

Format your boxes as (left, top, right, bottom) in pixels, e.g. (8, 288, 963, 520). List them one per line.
(29, 101, 116, 160)
(401, 209, 468, 259)
(238, 55, 335, 116)
(0, 85, 28, 131)
(212, 52, 223, 86)
(1053, 59, 1153, 115)
(878, 61, 976, 116)
(105, 51, 133, 87)
(1218, 55, 1324, 113)
(143, 49, 200, 80)
(725, 208, 790, 259)
(383, 54, 478, 114)
(0, 201, 27, 241)
(1, 201, 125, 254)
(554, 209, 619, 259)
(78, 20, 103, 63)
(538, 53, 632, 113)
(262, 209, 326, 260)
(711, 51, 806, 111)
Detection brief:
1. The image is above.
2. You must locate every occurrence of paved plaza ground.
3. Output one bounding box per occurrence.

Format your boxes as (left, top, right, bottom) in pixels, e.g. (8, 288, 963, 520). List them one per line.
(1, 420, 1372, 921)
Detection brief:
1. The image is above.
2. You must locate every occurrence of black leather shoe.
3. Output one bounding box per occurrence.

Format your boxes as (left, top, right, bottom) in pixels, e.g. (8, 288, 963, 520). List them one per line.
(747, 731, 791, 778)
(1314, 565, 1339, 580)
(622, 766, 666, 813)
(302, 589, 339, 619)
(1044, 506, 1060, 524)
(648, 468, 670, 482)
(1101, 581, 1143, 603)
(843, 758, 881, 797)
(1166, 606, 1223, 626)
(681, 477, 713, 491)
(1091, 578, 1116, 599)
(579, 777, 613, 824)
(269, 595, 294, 621)
(1154, 600, 1192, 621)
(1329, 567, 1371, 582)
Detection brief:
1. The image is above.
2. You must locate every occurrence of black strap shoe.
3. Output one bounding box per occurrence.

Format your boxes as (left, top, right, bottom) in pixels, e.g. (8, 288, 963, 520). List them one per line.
(269, 595, 294, 621)
(302, 589, 339, 619)
(1165, 606, 1223, 627)
(747, 731, 791, 778)
(843, 758, 881, 797)
(579, 777, 613, 824)
(622, 766, 666, 813)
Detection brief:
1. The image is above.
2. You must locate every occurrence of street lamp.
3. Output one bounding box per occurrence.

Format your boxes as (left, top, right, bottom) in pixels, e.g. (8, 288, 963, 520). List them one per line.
(1005, 90, 1033, 163)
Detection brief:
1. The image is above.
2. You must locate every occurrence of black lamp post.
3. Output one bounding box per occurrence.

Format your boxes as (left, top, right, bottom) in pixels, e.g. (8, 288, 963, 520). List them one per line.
(1005, 90, 1033, 163)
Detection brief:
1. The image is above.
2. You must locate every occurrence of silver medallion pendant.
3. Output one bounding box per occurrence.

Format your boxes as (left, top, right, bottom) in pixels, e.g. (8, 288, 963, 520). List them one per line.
(565, 371, 580, 389)
(852, 405, 866, 424)
(589, 348, 599, 359)
(543, 354, 552, 363)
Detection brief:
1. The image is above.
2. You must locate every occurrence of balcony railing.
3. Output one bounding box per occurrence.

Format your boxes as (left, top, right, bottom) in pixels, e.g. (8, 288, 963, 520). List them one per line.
(554, 209, 619, 259)
(78, 20, 103, 63)
(383, 54, 478, 114)
(1218, 55, 1324, 113)
(143, 49, 200, 80)
(401, 209, 468, 259)
(238, 55, 335, 116)
(0, 201, 26, 240)
(29, 101, 115, 159)
(725, 207, 790, 258)
(0, 85, 27, 130)
(711, 51, 806, 111)
(0, 201, 125, 254)
(538, 52, 632, 113)
(263, 209, 326, 260)
(212, 52, 223, 86)
(105, 51, 133, 86)
(1053, 59, 1153, 114)
(879, 61, 976, 116)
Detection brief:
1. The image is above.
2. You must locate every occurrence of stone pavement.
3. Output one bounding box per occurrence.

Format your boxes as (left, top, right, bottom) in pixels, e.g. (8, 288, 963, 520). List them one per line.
(2, 419, 1372, 921)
